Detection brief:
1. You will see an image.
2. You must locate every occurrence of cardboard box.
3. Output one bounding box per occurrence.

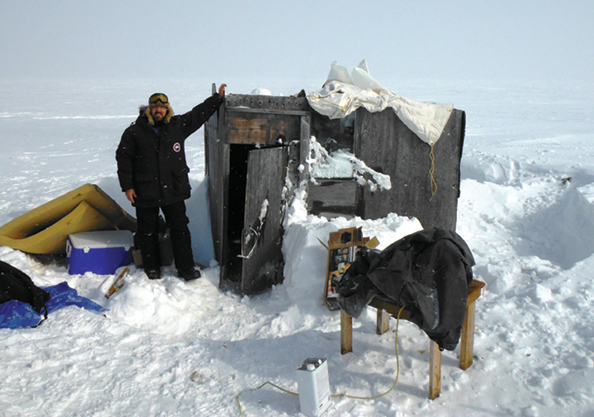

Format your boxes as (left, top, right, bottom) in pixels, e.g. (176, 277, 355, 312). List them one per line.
(66, 230, 134, 275)
(323, 227, 379, 311)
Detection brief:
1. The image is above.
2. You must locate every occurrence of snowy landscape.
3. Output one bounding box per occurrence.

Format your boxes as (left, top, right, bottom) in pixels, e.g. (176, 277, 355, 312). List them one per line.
(1, 75, 594, 417)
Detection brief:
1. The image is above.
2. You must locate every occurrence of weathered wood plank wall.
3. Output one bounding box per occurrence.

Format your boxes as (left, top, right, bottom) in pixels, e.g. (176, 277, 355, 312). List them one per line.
(355, 108, 465, 230)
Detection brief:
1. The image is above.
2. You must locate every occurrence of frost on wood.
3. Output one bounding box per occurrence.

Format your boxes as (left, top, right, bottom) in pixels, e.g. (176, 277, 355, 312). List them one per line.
(307, 136, 392, 192)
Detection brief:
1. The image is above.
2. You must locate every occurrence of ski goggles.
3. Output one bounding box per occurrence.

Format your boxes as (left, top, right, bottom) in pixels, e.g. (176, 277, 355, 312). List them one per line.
(148, 93, 169, 106)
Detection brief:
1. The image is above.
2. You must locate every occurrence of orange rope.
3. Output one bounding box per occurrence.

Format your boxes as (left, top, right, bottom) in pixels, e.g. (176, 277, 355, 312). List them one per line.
(429, 143, 438, 201)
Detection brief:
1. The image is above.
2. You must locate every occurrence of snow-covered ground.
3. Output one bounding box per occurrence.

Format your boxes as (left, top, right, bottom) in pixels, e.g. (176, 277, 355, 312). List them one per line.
(1, 77, 594, 416)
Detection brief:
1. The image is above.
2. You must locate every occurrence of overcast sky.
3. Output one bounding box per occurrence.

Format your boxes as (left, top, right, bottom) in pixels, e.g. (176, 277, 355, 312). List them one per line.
(1, 0, 592, 83)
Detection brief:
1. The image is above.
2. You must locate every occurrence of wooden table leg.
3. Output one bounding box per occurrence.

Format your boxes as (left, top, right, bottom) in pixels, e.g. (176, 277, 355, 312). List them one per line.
(429, 341, 442, 399)
(376, 309, 390, 335)
(341, 310, 353, 354)
(460, 300, 477, 370)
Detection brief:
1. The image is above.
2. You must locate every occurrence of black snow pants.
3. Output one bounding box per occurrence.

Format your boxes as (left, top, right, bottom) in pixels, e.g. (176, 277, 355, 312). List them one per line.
(135, 200, 194, 273)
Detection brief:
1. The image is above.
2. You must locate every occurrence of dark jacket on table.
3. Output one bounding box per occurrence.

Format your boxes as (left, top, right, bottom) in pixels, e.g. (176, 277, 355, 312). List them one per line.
(335, 228, 475, 351)
(116, 94, 223, 208)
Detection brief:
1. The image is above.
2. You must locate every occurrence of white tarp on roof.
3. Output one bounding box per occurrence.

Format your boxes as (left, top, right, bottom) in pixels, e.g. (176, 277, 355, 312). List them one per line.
(306, 60, 454, 146)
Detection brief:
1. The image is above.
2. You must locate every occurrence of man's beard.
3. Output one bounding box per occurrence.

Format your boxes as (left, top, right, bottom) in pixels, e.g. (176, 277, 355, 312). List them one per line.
(152, 111, 166, 125)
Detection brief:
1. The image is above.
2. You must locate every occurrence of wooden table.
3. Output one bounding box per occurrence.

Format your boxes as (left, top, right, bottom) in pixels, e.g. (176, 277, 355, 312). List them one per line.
(340, 279, 485, 399)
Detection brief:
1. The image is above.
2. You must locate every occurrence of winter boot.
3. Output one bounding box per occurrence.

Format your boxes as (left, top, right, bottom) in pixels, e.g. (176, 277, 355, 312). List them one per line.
(178, 266, 201, 281)
(145, 269, 161, 280)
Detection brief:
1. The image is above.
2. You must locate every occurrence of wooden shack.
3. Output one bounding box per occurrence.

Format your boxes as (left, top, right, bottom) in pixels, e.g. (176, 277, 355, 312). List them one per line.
(204, 92, 465, 295)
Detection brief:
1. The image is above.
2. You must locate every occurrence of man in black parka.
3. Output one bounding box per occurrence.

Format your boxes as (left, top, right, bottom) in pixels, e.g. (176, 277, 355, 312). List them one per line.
(116, 84, 226, 280)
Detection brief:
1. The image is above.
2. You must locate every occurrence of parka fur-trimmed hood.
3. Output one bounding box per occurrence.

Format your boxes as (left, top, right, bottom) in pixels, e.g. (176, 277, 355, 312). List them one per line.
(139, 103, 173, 126)
(139, 103, 174, 125)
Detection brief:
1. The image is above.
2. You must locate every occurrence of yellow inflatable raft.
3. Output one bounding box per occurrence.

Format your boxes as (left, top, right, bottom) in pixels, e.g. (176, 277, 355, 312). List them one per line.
(0, 183, 137, 255)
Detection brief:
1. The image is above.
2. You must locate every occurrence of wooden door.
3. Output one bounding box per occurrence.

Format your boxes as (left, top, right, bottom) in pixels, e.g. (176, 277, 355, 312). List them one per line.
(240, 146, 288, 295)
